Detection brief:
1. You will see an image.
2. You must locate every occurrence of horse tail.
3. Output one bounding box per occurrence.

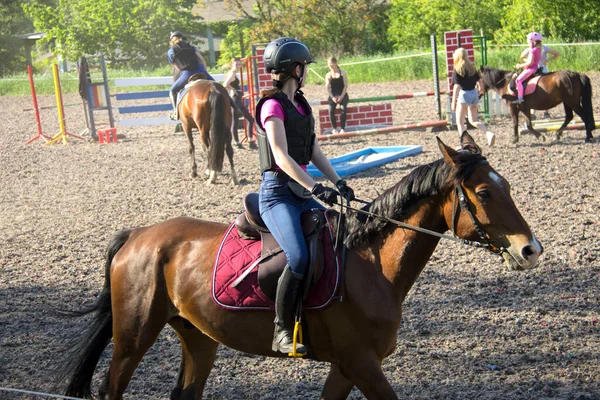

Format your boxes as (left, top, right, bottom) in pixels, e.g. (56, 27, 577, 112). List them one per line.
(57, 229, 133, 398)
(207, 84, 229, 172)
(579, 73, 595, 129)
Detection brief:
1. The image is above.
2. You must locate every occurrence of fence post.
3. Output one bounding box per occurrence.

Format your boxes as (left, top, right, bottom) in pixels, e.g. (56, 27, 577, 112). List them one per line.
(431, 34, 442, 121)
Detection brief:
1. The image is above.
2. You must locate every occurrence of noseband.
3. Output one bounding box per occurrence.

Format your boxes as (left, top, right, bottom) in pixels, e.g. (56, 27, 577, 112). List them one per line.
(451, 183, 507, 255)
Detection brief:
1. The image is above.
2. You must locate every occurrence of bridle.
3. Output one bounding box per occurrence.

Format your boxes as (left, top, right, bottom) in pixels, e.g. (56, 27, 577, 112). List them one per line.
(450, 183, 507, 255)
(334, 176, 507, 256)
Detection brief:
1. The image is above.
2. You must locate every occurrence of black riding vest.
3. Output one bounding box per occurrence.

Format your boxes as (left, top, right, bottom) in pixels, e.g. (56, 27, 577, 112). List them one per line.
(171, 41, 198, 71)
(255, 91, 315, 172)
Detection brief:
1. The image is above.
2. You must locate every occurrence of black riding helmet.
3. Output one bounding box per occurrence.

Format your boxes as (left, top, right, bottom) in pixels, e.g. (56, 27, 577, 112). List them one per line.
(170, 31, 186, 41)
(263, 37, 315, 74)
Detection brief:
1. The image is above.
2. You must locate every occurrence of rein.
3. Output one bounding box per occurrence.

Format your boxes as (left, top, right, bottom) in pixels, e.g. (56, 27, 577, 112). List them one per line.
(335, 186, 506, 255)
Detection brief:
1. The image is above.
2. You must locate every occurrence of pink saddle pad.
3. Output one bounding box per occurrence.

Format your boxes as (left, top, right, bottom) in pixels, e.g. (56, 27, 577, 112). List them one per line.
(212, 213, 341, 311)
(507, 75, 541, 97)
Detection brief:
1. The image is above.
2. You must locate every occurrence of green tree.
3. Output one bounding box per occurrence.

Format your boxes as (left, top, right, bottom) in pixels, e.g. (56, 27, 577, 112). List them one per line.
(497, 0, 600, 43)
(221, 0, 391, 58)
(387, 0, 504, 50)
(0, 0, 46, 75)
(23, 0, 204, 68)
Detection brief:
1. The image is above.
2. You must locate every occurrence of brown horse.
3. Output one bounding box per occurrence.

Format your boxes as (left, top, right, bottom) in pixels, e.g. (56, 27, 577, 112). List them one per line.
(178, 76, 238, 184)
(479, 66, 596, 143)
(58, 133, 542, 399)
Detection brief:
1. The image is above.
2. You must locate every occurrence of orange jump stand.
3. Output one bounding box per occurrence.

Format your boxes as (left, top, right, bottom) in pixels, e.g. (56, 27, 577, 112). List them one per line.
(98, 127, 118, 144)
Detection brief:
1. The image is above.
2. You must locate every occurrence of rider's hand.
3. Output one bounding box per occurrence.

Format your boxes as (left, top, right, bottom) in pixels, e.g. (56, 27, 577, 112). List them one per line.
(311, 183, 339, 206)
(335, 179, 355, 202)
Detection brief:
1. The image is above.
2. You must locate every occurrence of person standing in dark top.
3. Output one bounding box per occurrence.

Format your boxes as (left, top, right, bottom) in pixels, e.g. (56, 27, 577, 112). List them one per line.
(450, 48, 495, 146)
(223, 57, 257, 149)
(325, 57, 349, 134)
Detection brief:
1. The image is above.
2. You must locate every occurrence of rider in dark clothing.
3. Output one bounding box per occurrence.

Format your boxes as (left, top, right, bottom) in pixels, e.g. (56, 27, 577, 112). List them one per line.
(256, 37, 356, 355)
(168, 31, 214, 120)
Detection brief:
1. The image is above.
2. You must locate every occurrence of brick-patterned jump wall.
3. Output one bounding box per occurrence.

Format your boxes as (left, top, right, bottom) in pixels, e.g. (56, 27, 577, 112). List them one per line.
(253, 47, 272, 93)
(318, 103, 393, 134)
(444, 29, 474, 99)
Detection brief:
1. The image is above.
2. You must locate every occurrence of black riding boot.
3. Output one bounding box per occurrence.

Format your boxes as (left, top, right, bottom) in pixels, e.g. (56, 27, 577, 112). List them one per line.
(272, 265, 306, 354)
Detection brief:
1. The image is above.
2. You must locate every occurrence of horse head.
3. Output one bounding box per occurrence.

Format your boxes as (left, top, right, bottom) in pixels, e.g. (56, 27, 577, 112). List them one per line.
(478, 66, 511, 93)
(438, 132, 543, 270)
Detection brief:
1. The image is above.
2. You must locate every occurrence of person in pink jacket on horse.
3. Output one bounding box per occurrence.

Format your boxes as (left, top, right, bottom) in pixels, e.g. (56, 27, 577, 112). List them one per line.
(513, 32, 543, 104)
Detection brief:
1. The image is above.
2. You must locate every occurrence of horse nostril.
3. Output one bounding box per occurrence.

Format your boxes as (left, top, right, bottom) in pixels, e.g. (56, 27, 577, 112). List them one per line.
(521, 245, 536, 260)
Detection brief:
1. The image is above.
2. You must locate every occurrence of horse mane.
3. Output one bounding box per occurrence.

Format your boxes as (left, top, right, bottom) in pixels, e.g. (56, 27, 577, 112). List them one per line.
(344, 150, 486, 249)
(480, 66, 511, 90)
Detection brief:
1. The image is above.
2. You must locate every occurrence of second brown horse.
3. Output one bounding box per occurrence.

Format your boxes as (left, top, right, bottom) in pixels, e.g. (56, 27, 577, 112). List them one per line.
(178, 77, 238, 184)
(58, 133, 543, 399)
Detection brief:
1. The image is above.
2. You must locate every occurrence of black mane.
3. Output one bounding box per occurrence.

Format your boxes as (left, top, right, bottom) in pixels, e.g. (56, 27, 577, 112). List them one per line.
(479, 66, 511, 91)
(344, 150, 486, 249)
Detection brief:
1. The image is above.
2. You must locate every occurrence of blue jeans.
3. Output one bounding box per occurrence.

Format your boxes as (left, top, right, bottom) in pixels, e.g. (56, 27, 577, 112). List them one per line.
(170, 66, 215, 102)
(259, 172, 324, 277)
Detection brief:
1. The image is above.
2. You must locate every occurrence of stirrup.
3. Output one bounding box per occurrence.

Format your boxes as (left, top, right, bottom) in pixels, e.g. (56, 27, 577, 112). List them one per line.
(288, 320, 306, 358)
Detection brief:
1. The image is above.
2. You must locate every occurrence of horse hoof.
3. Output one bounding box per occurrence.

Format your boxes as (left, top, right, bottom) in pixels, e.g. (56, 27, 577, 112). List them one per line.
(585, 137, 595, 143)
(191, 171, 198, 178)
(539, 135, 546, 143)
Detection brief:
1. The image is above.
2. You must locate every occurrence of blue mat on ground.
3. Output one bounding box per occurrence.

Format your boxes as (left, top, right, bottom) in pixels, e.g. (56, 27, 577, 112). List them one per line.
(307, 145, 422, 177)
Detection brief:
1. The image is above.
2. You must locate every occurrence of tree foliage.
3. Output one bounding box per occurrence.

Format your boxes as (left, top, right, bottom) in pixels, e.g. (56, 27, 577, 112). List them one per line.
(387, 0, 505, 50)
(0, 0, 44, 75)
(498, 0, 600, 43)
(221, 0, 390, 59)
(23, 0, 203, 68)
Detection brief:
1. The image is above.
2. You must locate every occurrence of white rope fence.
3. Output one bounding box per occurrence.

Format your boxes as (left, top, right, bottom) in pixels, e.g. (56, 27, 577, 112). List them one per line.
(0, 386, 86, 400)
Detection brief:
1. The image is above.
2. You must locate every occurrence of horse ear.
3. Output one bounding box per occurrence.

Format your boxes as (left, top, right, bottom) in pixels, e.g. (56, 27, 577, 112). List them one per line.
(460, 131, 482, 154)
(436, 136, 458, 167)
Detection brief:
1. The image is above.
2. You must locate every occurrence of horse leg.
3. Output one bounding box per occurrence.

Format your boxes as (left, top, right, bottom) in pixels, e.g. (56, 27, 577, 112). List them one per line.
(335, 353, 398, 399)
(169, 317, 219, 399)
(554, 105, 574, 141)
(568, 102, 595, 143)
(184, 124, 198, 178)
(509, 106, 520, 144)
(206, 170, 217, 185)
(320, 363, 354, 400)
(225, 141, 239, 185)
(104, 266, 171, 399)
(522, 109, 546, 142)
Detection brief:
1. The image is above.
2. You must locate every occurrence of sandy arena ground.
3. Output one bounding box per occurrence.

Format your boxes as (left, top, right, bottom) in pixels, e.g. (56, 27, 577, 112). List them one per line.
(1, 75, 599, 399)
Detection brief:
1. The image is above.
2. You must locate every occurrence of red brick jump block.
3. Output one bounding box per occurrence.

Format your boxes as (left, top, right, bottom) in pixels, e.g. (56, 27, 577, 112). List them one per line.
(318, 103, 393, 134)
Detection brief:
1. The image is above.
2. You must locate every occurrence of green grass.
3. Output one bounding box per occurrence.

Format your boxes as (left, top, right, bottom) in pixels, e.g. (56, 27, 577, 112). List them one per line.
(2, 43, 599, 96)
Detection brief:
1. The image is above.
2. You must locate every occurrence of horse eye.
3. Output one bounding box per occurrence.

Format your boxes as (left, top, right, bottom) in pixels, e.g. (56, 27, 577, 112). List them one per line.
(477, 190, 490, 200)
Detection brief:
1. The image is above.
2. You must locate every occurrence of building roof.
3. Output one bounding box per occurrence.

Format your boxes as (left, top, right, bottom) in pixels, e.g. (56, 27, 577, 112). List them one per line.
(192, 0, 255, 23)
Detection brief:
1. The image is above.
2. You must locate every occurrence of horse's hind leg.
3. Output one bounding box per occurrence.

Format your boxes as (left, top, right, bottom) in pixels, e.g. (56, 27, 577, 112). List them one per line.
(225, 141, 239, 185)
(554, 105, 574, 141)
(169, 317, 219, 399)
(104, 264, 171, 398)
(184, 124, 198, 178)
(321, 363, 354, 400)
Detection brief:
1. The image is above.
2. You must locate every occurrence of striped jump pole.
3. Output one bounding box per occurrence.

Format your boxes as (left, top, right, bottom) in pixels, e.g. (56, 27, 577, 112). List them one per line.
(531, 117, 582, 127)
(519, 122, 595, 135)
(317, 120, 448, 141)
(25, 65, 52, 144)
(46, 64, 84, 145)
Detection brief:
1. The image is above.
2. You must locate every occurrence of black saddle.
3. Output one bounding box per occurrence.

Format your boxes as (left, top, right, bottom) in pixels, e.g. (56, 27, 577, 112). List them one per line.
(509, 67, 545, 94)
(234, 193, 325, 300)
